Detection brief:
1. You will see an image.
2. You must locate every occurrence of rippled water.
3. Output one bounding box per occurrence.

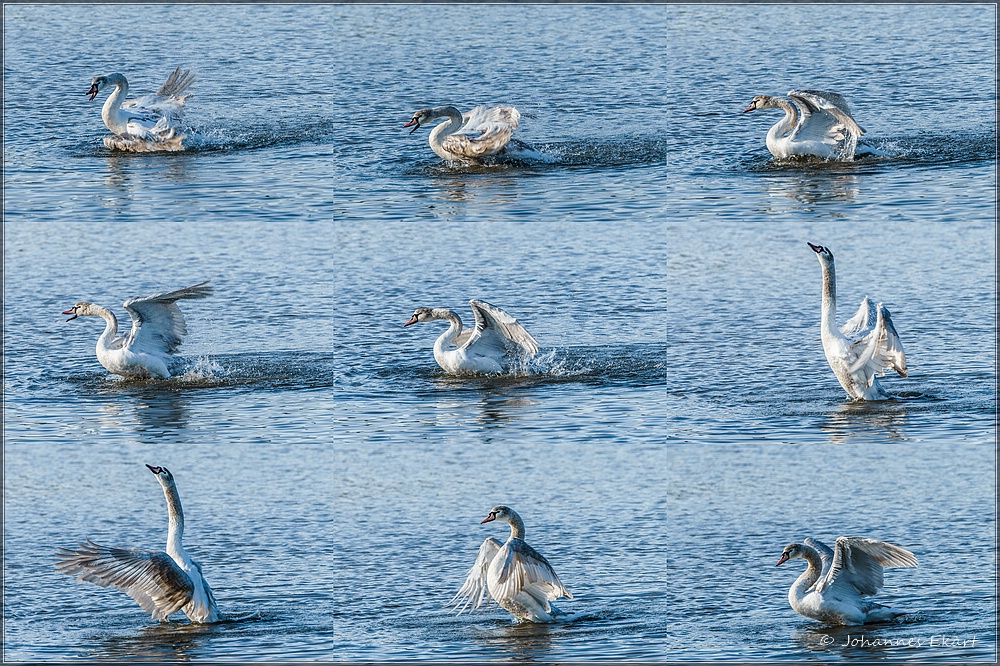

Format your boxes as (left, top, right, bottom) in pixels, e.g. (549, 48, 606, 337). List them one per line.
(3, 3, 996, 662)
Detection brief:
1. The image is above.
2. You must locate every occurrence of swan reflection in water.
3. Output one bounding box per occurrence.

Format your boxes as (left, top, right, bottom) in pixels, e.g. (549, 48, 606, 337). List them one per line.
(821, 402, 909, 445)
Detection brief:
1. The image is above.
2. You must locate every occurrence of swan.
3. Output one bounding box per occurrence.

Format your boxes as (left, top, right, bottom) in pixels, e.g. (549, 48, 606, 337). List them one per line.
(776, 536, 917, 625)
(403, 299, 539, 375)
(55, 464, 221, 624)
(743, 90, 881, 160)
(87, 67, 194, 152)
(449, 506, 572, 623)
(808, 243, 907, 400)
(62, 281, 213, 379)
(403, 104, 532, 163)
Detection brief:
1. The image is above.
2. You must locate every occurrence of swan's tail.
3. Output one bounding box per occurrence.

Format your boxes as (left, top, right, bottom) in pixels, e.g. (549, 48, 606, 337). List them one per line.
(157, 67, 195, 100)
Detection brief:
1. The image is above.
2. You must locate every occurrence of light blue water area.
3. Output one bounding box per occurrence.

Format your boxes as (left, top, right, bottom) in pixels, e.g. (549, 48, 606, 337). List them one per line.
(3, 3, 996, 662)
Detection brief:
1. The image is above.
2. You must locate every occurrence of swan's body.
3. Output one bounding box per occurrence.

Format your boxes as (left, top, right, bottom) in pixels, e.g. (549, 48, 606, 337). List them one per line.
(450, 506, 572, 623)
(744, 90, 880, 160)
(63, 281, 212, 379)
(808, 243, 907, 400)
(404, 105, 532, 163)
(56, 465, 221, 624)
(87, 68, 194, 152)
(404, 299, 539, 375)
(776, 536, 917, 625)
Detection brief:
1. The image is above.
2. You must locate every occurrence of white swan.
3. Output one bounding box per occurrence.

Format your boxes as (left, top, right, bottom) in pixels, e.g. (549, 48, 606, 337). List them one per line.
(776, 536, 917, 625)
(403, 105, 531, 163)
(404, 299, 539, 375)
(63, 281, 213, 379)
(809, 243, 907, 400)
(87, 67, 194, 152)
(55, 464, 221, 624)
(743, 90, 880, 160)
(449, 506, 572, 623)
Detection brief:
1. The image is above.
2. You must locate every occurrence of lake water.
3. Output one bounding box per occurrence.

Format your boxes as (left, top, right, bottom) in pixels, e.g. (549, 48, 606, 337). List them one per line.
(3, 3, 996, 662)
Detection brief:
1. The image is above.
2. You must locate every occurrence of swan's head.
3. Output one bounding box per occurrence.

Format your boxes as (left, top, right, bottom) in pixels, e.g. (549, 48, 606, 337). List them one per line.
(403, 108, 435, 134)
(743, 95, 776, 113)
(404, 307, 448, 326)
(808, 242, 835, 266)
(481, 505, 517, 525)
(62, 302, 99, 321)
(87, 76, 109, 101)
(776, 543, 805, 566)
(146, 464, 174, 485)
(87, 74, 126, 101)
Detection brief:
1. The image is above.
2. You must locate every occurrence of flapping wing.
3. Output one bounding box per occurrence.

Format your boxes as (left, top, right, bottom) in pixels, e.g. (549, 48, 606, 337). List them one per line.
(156, 67, 195, 99)
(492, 539, 572, 611)
(448, 537, 502, 614)
(462, 300, 539, 357)
(55, 538, 194, 620)
(804, 537, 835, 580)
(442, 105, 519, 158)
(790, 90, 865, 136)
(848, 302, 907, 380)
(816, 536, 918, 598)
(840, 296, 877, 339)
(786, 93, 861, 150)
(123, 281, 213, 355)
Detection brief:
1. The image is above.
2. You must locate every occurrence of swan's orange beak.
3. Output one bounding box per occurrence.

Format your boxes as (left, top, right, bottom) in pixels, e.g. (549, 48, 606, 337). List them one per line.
(404, 315, 418, 327)
(63, 308, 78, 321)
(481, 514, 496, 524)
(776, 553, 789, 566)
(87, 83, 100, 101)
(404, 118, 420, 134)
(743, 102, 757, 113)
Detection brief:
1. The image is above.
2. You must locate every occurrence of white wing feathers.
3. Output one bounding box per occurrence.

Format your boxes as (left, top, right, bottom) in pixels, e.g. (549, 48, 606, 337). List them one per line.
(448, 537, 502, 614)
(442, 106, 519, 158)
(846, 300, 908, 381)
(491, 539, 572, 612)
(123, 281, 213, 355)
(787, 90, 863, 152)
(463, 300, 539, 357)
(815, 536, 918, 598)
(54, 538, 194, 621)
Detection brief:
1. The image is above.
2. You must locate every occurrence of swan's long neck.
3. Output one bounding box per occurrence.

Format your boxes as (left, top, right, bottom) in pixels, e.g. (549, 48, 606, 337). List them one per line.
(505, 512, 526, 541)
(428, 107, 465, 159)
(159, 478, 187, 560)
(818, 259, 839, 339)
(789, 547, 823, 604)
(433, 310, 463, 355)
(101, 78, 130, 135)
(767, 97, 799, 143)
(90, 306, 120, 353)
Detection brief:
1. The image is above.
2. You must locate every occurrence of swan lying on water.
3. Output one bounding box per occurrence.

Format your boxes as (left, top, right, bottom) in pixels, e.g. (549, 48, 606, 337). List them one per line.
(743, 90, 880, 160)
(808, 243, 907, 400)
(55, 465, 221, 623)
(776, 536, 917, 625)
(63, 281, 212, 379)
(404, 299, 539, 375)
(87, 67, 194, 152)
(449, 506, 573, 623)
(404, 105, 534, 163)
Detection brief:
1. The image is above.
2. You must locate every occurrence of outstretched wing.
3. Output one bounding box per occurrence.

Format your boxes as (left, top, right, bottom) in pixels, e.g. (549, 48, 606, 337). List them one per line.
(123, 281, 213, 356)
(787, 91, 863, 152)
(816, 536, 918, 598)
(840, 296, 877, 340)
(790, 90, 865, 136)
(847, 302, 907, 381)
(491, 539, 572, 612)
(448, 537, 503, 614)
(460, 299, 539, 357)
(55, 538, 194, 620)
(441, 105, 519, 158)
